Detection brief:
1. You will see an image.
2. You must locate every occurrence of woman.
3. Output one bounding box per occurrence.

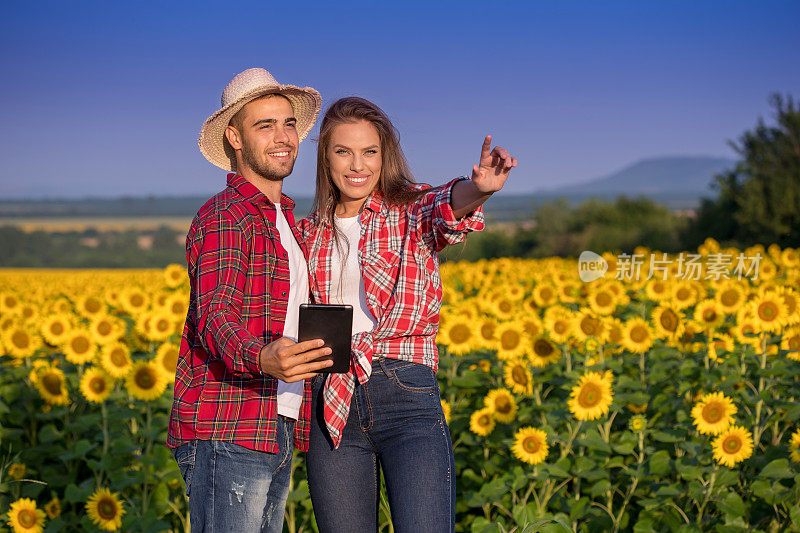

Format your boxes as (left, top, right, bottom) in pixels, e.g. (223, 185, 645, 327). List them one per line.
(300, 97, 516, 532)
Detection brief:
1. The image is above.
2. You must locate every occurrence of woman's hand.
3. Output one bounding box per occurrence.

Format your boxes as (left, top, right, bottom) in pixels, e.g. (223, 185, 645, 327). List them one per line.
(470, 135, 517, 194)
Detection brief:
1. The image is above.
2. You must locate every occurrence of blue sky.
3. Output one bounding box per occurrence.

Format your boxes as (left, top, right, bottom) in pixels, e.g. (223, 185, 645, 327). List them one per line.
(0, 0, 798, 199)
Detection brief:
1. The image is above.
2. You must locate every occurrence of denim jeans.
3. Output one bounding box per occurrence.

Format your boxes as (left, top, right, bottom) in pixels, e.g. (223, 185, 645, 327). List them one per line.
(306, 358, 455, 532)
(171, 416, 295, 533)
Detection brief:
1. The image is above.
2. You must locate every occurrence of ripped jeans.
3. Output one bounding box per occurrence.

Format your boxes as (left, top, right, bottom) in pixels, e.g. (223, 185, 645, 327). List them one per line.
(171, 416, 295, 533)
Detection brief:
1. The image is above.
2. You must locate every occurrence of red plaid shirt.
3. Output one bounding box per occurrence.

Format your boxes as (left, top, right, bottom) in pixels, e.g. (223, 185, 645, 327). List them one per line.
(167, 173, 312, 454)
(298, 177, 484, 447)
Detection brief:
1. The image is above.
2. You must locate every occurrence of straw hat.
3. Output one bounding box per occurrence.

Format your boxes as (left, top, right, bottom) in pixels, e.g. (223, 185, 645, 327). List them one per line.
(198, 68, 322, 171)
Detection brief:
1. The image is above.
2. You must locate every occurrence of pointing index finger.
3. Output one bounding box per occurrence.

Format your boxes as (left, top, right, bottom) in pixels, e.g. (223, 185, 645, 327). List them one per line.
(480, 135, 492, 159)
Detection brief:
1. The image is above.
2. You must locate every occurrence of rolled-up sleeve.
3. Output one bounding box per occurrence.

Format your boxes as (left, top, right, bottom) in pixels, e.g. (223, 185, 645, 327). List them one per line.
(192, 212, 265, 376)
(413, 177, 485, 252)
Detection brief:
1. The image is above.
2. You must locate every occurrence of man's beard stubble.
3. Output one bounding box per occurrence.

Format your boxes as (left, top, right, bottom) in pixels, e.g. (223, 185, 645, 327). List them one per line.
(241, 142, 296, 181)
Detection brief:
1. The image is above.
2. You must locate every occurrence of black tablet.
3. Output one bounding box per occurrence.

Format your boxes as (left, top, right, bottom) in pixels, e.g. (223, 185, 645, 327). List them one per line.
(298, 303, 352, 373)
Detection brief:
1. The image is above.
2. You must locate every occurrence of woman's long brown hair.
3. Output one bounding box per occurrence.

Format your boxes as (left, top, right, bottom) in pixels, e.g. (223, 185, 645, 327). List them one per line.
(311, 97, 430, 227)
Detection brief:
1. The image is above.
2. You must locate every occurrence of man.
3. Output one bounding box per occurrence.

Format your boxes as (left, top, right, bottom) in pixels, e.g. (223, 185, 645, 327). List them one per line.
(167, 68, 333, 532)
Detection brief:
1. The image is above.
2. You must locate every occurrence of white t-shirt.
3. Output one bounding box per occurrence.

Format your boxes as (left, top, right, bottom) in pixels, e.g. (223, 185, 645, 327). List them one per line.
(274, 204, 309, 420)
(331, 215, 378, 334)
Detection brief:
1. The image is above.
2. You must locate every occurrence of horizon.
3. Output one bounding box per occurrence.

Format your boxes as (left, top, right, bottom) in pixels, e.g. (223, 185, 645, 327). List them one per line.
(1, 1, 798, 200)
(0, 153, 736, 202)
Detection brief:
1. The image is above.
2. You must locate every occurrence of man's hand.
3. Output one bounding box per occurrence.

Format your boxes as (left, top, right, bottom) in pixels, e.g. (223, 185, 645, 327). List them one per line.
(259, 337, 334, 382)
(470, 134, 517, 194)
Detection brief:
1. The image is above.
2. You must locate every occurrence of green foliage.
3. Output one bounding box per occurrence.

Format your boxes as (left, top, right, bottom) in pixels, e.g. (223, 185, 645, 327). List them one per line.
(0, 226, 185, 268)
(687, 93, 800, 248)
(441, 196, 688, 262)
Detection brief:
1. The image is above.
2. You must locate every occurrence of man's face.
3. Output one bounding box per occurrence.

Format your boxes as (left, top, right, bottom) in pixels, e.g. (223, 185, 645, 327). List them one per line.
(232, 95, 299, 181)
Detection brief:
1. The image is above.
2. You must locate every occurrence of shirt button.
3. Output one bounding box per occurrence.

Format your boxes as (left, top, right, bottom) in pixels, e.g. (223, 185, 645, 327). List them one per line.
(283, 253, 287, 257)
(282, 292, 287, 297)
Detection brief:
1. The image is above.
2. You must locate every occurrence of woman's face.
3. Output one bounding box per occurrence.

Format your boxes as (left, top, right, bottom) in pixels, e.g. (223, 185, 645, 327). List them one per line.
(327, 120, 382, 216)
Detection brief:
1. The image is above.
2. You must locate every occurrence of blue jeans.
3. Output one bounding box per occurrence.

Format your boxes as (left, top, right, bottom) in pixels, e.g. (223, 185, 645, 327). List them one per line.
(306, 358, 455, 532)
(171, 416, 295, 533)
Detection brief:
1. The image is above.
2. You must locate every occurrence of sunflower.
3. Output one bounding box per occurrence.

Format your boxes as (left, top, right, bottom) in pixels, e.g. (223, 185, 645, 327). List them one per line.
(782, 328, 800, 360)
(694, 299, 726, 331)
(33, 366, 69, 405)
(751, 293, 788, 333)
(621, 318, 654, 353)
(671, 281, 698, 310)
(574, 311, 605, 342)
(586, 284, 618, 316)
(492, 297, 516, 320)
(86, 487, 126, 531)
(50, 297, 72, 315)
(528, 335, 561, 367)
(8, 463, 26, 480)
(90, 315, 122, 345)
(511, 427, 549, 465)
(715, 282, 746, 314)
(6, 497, 46, 533)
(120, 288, 149, 315)
(627, 402, 648, 414)
(651, 305, 683, 339)
(789, 429, 800, 463)
(76, 294, 106, 318)
(503, 359, 533, 395)
(154, 342, 179, 380)
(708, 334, 735, 362)
(80, 367, 114, 403)
(143, 312, 177, 342)
(712, 425, 754, 467)
(521, 296, 540, 315)
(164, 263, 188, 288)
(556, 281, 581, 304)
(644, 279, 671, 302)
(531, 283, 558, 308)
(4, 326, 42, 359)
(43, 497, 61, 519)
(475, 317, 499, 349)
(40, 315, 72, 346)
(0, 292, 21, 314)
(780, 248, 800, 267)
(438, 318, 477, 355)
(520, 314, 544, 339)
(730, 313, 761, 348)
(629, 415, 647, 433)
(441, 399, 451, 424)
(126, 361, 167, 401)
(99, 343, 133, 378)
(469, 407, 496, 436)
(691, 392, 736, 435)
(567, 370, 614, 421)
(164, 292, 189, 319)
(483, 388, 518, 423)
(774, 287, 799, 326)
(478, 359, 492, 372)
(495, 322, 527, 360)
(543, 306, 573, 344)
(62, 329, 96, 364)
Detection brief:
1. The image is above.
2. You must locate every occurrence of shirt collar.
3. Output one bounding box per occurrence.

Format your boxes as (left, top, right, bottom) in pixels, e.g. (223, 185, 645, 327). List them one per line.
(226, 173, 296, 211)
(363, 188, 384, 214)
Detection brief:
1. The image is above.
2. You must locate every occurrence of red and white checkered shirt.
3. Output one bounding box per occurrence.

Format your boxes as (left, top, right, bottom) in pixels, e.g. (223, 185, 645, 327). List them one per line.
(298, 177, 484, 448)
(167, 173, 313, 454)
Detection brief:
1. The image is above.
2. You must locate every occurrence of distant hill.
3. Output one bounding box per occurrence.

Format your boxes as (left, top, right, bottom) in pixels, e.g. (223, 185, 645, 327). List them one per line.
(0, 156, 737, 223)
(539, 156, 735, 196)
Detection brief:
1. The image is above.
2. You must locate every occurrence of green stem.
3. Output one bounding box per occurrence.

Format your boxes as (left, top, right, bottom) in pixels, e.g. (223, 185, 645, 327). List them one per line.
(141, 403, 153, 516)
(696, 469, 717, 524)
(753, 333, 768, 446)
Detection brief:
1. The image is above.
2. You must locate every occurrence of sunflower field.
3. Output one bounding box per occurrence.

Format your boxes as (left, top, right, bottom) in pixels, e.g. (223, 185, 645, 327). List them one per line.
(1, 239, 799, 532)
